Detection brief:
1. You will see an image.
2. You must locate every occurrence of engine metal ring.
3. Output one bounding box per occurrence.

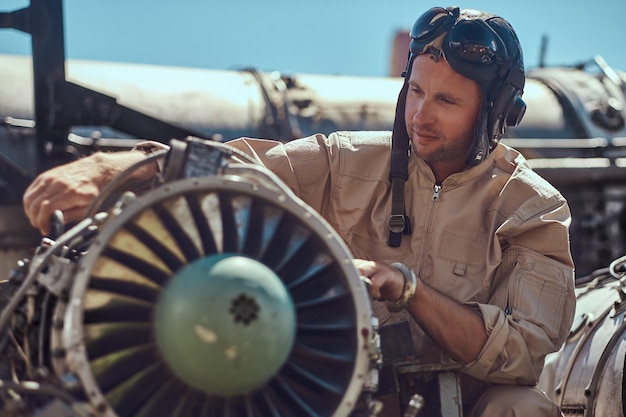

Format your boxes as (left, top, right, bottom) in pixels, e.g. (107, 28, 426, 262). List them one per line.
(61, 174, 374, 417)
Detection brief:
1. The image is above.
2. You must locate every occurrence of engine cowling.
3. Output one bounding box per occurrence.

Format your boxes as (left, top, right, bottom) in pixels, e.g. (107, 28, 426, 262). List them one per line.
(538, 258, 626, 417)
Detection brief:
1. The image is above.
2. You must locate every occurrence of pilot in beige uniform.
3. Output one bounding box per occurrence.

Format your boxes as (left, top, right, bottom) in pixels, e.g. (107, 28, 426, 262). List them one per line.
(23, 6, 575, 416)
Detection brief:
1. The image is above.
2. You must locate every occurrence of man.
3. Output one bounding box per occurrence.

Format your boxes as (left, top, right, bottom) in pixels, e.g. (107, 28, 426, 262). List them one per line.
(23, 6, 575, 416)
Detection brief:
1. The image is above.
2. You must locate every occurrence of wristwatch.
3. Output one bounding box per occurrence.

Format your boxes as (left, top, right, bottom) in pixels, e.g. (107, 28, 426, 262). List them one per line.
(386, 262, 417, 312)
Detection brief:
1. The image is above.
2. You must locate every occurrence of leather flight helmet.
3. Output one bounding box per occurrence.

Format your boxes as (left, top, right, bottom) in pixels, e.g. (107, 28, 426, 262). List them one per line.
(387, 6, 527, 247)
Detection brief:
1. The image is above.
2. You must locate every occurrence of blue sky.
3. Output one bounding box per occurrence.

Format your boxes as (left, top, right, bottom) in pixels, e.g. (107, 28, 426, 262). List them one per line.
(1, 0, 625, 77)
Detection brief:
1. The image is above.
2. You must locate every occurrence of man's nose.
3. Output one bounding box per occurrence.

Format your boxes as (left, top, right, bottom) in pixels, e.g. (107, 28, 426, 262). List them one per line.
(411, 100, 435, 124)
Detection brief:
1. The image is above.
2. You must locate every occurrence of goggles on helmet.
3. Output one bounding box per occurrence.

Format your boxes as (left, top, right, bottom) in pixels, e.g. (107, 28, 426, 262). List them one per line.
(409, 6, 516, 87)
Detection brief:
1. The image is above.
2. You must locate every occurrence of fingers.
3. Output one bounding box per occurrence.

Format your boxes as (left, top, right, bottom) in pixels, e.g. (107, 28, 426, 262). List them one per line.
(353, 259, 378, 278)
(23, 176, 56, 235)
(23, 170, 97, 235)
(30, 193, 91, 235)
(22, 151, 147, 236)
(359, 276, 374, 299)
(22, 175, 46, 223)
(353, 259, 405, 302)
(354, 260, 381, 299)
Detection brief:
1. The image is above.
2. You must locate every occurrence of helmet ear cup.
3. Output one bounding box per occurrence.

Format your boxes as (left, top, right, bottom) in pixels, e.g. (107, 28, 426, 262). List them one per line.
(506, 95, 526, 127)
(487, 84, 526, 145)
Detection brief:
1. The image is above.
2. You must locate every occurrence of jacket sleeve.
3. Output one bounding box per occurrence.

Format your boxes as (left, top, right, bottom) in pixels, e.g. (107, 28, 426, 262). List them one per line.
(463, 186, 576, 385)
(226, 134, 337, 214)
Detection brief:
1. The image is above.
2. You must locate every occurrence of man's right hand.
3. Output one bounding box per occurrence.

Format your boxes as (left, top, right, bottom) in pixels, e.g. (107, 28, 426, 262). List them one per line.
(23, 150, 155, 236)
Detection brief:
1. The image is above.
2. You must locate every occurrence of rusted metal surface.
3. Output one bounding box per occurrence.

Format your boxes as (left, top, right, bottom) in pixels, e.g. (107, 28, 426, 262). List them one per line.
(539, 258, 626, 416)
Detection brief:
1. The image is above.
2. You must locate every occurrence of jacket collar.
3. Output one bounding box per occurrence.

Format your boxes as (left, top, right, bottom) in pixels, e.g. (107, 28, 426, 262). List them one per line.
(410, 143, 507, 187)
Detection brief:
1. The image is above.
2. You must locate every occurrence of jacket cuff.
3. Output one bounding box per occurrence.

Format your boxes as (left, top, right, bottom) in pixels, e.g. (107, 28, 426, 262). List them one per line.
(133, 140, 170, 174)
(462, 303, 509, 380)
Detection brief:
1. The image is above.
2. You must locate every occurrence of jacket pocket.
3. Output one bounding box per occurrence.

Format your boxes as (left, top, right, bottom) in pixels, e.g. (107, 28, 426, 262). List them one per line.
(349, 233, 412, 265)
(509, 265, 567, 344)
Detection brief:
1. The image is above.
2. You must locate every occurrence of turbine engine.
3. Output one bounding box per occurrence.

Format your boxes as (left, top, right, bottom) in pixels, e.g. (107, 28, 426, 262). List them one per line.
(0, 138, 381, 417)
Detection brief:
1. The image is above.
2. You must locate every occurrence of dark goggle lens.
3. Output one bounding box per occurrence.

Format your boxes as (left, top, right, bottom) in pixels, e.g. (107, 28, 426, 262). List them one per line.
(410, 7, 452, 41)
(448, 20, 497, 64)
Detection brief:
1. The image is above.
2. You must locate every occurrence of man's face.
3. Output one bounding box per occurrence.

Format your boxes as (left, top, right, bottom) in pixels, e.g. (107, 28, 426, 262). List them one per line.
(404, 54, 481, 176)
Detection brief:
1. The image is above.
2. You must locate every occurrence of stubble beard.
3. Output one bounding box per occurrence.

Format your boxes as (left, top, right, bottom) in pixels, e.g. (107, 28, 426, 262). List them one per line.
(408, 123, 474, 163)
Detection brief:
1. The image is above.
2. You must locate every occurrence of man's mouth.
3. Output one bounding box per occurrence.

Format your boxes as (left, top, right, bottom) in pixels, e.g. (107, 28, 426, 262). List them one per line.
(412, 129, 439, 143)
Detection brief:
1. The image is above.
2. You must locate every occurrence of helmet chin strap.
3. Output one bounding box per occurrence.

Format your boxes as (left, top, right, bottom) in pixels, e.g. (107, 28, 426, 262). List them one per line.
(465, 95, 490, 166)
(388, 74, 413, 248)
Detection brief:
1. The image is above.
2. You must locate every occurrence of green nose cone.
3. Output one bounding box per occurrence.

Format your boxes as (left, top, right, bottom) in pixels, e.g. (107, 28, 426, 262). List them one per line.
(154, 253, 296, 397)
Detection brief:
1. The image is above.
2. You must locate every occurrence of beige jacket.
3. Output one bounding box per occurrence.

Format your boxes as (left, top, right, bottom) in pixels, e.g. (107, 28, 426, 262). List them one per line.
(227, 130, 575, 391)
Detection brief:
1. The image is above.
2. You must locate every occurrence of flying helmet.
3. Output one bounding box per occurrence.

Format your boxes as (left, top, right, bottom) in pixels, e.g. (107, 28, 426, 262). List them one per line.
(388, 6, 527, 246)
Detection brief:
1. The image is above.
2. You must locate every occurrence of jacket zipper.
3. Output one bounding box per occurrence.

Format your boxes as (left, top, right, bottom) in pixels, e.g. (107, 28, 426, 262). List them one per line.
(505, 261, 520, 315)
(417, 184, 442, 277)
(432, 184, 442, 200)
